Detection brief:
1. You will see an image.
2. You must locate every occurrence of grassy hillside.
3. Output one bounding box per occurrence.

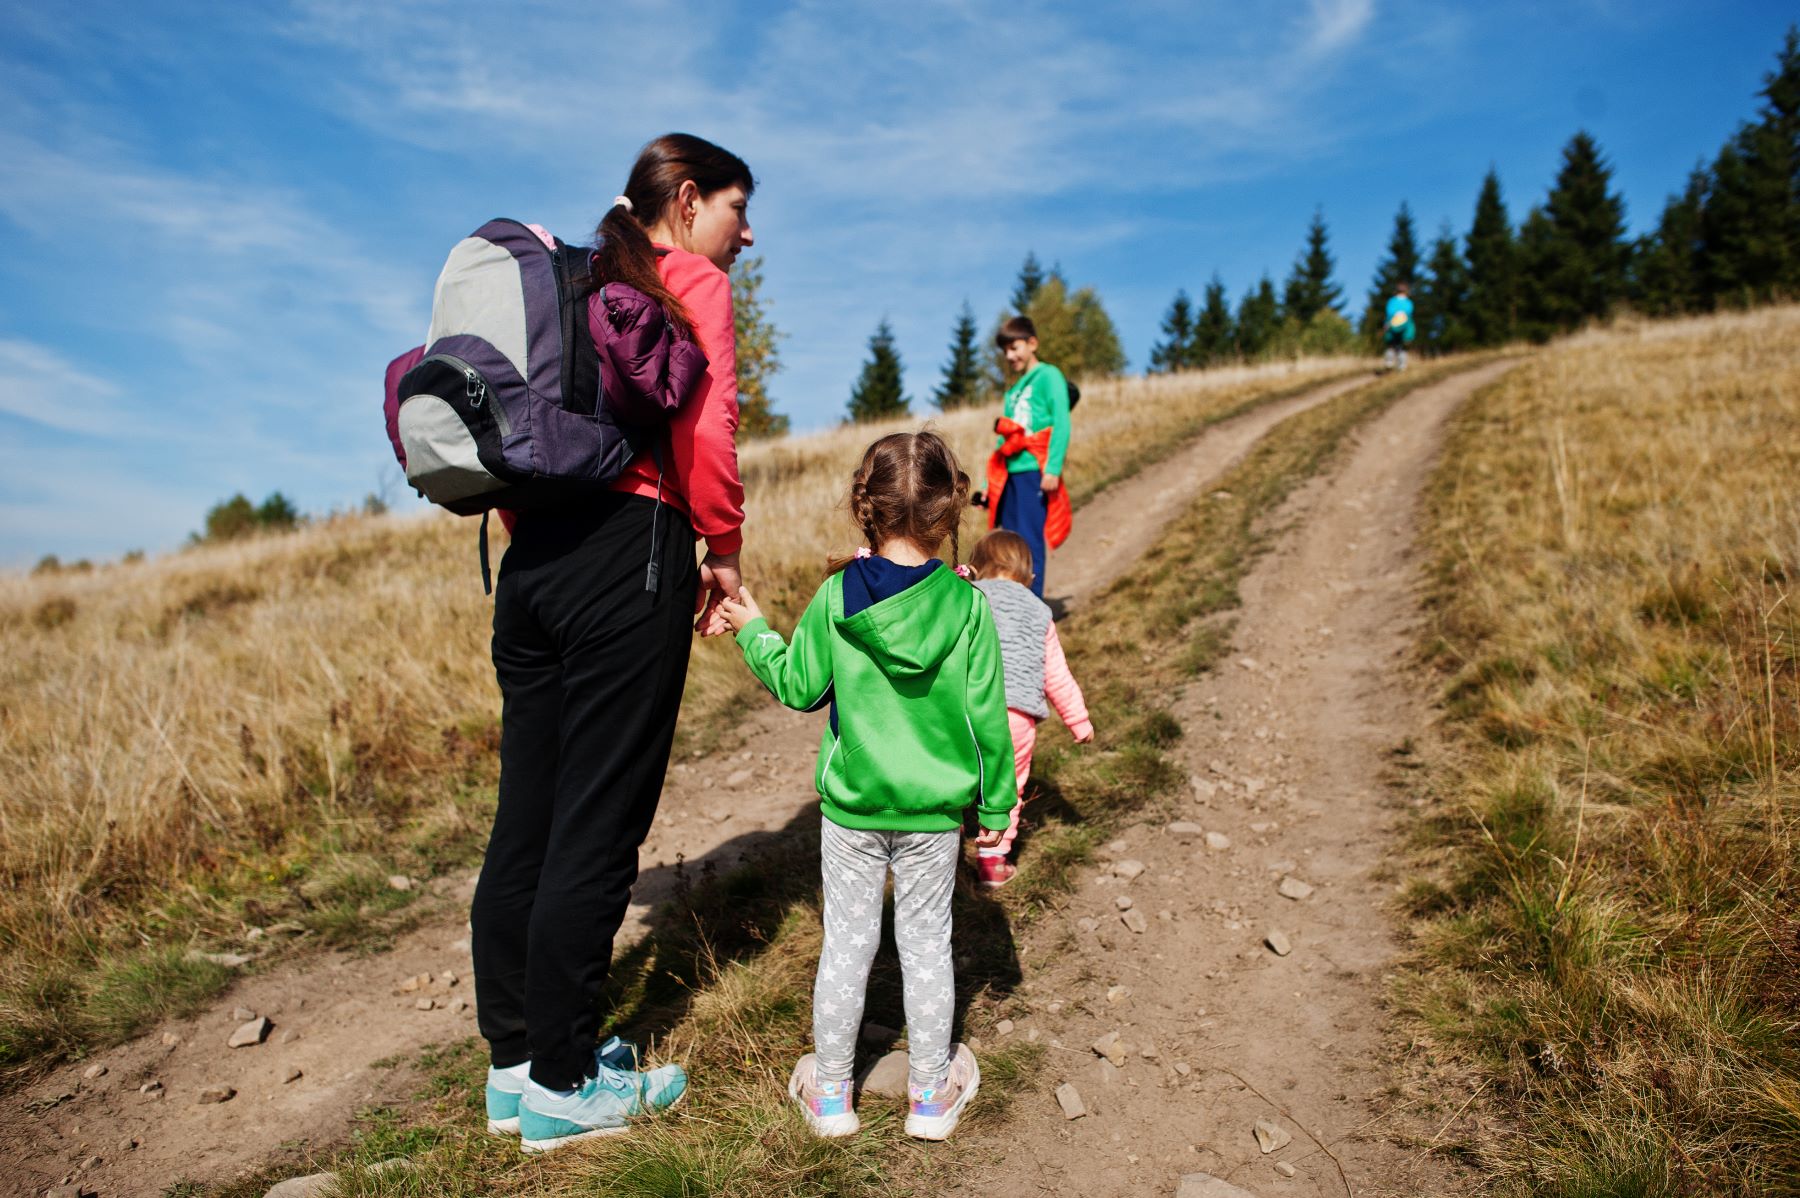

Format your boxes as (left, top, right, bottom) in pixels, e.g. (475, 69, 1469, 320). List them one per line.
(0, 357, 1357, 1082)
(1404, 306, 1800, 1195)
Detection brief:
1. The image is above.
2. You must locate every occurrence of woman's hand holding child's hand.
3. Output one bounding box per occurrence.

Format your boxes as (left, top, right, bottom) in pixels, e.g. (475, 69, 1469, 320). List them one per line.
(716, 586, 764, 635)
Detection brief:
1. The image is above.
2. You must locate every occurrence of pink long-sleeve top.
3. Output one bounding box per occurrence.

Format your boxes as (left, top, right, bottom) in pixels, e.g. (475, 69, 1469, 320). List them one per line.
(606, 245, 745, 556)
(1043, 622, 1093, 740)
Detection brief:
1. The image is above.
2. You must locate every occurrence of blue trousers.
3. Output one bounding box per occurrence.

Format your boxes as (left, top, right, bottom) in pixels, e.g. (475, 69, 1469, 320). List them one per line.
(996, 470, 1048, 598)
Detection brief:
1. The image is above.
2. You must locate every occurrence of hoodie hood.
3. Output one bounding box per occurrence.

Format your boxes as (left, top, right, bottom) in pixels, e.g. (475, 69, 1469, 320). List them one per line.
(834, 562, 969, 678)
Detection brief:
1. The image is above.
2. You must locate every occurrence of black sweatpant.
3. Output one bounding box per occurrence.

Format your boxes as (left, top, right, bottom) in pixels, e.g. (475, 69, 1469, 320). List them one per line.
(471, 493, 698, 1090)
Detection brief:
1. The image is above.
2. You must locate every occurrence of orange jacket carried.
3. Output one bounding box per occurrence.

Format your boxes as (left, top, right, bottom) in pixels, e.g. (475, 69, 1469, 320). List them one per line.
(985, 417, 1071, 549)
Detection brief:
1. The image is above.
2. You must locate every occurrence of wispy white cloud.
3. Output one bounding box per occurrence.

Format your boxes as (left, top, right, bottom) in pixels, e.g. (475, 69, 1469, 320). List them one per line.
(1300, 0, 1377, 62)
(0, 338, 132, 437)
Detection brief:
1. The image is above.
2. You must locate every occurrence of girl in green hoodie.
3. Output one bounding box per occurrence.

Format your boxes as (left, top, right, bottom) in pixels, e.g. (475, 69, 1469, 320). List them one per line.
(714, 431, 1016, 1142)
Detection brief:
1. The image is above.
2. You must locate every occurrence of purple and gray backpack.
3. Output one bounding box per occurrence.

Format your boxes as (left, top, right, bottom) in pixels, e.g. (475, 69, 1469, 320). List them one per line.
(383, 219, 706, 588)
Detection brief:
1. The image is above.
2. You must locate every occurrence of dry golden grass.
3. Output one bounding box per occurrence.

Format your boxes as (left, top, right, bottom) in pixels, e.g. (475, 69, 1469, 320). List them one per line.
(0, 356, 1356, 1079)
(1404, 306, 1800, 1195)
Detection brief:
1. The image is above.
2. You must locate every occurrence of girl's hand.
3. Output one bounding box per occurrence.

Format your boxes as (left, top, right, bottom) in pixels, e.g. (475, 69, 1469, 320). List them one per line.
(700, 606, 733, 638)
(975, 825, 1005, 849)
(717, 585, 764, 634)
(1073, 725, 1096, 744)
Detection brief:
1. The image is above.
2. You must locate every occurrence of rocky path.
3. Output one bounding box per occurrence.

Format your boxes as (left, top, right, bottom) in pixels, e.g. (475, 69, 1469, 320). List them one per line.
(960, 361, 1515, 1198)
(1, 373, 1376, 1198)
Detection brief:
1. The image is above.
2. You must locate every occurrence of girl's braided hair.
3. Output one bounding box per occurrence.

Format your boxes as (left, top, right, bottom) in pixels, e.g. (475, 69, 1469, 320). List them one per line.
(828, 431, 971, 574)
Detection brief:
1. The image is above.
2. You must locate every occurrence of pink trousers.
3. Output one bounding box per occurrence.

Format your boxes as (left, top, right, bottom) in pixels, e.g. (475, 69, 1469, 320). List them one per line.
(982, 709, 1037, 858)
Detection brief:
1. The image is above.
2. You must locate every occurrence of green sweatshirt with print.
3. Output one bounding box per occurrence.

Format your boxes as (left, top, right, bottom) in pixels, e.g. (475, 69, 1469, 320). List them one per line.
(735, 567, 1017, 833)
(1000, 361, 1072, 476)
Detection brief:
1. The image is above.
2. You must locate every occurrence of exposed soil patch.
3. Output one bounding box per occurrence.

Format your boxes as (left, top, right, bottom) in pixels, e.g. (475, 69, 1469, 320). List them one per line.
(0, 373, 1384, 1197)
(959, 361, 1515, 1198)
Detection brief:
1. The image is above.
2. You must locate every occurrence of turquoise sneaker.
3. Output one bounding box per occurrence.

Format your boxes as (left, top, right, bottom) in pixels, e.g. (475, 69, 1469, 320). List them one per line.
(484, 1038, 641, 1136)
(485, 1061, 530, 1135)
(518, 1060, 687, 1153)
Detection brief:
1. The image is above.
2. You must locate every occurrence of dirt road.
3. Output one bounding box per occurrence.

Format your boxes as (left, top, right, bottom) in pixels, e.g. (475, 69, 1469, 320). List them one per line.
(3, 369, 1408, 1197)
(962, 360, 1515, 1198)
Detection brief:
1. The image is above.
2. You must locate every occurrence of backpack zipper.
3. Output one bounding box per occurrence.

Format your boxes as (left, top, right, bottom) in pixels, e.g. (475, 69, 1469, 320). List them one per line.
(419, 353, 511, 438)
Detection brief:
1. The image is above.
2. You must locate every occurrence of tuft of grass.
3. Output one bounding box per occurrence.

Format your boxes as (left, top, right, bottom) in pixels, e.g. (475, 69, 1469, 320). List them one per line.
(1398, 305, 1800, 1196)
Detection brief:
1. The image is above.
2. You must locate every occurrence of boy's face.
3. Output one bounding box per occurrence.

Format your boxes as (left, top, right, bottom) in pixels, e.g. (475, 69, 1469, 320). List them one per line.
(1003, 336, 1039, 374)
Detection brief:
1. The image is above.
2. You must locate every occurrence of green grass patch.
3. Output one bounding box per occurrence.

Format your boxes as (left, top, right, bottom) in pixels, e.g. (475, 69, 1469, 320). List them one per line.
(1399, 317, 1800, 1196)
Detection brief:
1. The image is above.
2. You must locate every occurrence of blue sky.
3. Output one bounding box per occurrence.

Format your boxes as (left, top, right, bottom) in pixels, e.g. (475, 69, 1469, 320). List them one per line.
(1, 0, 1792, 566)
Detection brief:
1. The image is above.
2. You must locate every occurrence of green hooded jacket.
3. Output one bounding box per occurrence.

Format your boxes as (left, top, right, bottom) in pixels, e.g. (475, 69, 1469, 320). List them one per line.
(735, 566, 1017, 833)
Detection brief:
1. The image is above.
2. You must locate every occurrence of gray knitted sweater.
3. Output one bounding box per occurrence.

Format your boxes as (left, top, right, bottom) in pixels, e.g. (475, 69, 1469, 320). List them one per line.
(974, 578, 1052, 718)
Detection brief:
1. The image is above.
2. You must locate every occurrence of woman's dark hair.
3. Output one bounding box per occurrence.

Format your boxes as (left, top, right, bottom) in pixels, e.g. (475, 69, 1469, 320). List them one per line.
(829, 431, 971, 574)
(995, 315, 1037, 348)
(593, 133, 755, 340)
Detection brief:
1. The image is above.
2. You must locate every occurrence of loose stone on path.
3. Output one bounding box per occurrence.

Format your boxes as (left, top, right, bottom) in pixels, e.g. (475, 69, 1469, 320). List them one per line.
(1055, 1082, 1087, 1119)
(1176, 1175, 1259, 1198)
(1253, 1117, 1293, 1153)
(1264, 929, 1293, 956)
(1277, 875, 1315, 901)
(857, 1050, 910, 1098)
(228, 1016, 271, 1048)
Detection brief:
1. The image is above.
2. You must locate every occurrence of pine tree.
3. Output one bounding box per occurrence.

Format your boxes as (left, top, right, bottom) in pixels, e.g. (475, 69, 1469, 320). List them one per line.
(846, 319, 909, 422)
(1011, 252, 1047, 314)
(1465, 170, 1517, 346)
(1514, 205, 1560, 343)
(1360, 203, 1423, 342)
(933, 302, 986, 409)
(1417, 227, 1472, 353)
(1538, 131, 1630, 330)
(1149, 289, 1196, 373)
(1235, 275, 1281, 358)
(1700, 28, 1800, 305)
(1282, 209, 1344, 324)
(1194, 274, 1235, 366)
(731, 256, 789, 438)
(1633, 168, 1709, 316)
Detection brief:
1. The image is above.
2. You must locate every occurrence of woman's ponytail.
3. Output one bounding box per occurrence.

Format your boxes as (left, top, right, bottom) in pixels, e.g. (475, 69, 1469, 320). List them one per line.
(591, 134, 756, 343)
(592, 202, 693, 340)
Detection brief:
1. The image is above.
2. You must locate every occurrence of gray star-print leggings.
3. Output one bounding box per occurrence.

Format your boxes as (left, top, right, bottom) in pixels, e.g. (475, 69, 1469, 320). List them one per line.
(814, 819, 959, 1089)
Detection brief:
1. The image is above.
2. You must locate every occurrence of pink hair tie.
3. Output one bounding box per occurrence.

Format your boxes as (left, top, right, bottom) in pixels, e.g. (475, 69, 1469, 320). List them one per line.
(953, 563, 975, 580)
(853, 546, 873, 558)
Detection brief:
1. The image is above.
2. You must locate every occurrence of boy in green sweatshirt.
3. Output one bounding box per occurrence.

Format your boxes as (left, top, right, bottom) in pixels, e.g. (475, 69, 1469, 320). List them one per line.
(993, 316, 1071, 597)
(714, 431, 1014, 1143)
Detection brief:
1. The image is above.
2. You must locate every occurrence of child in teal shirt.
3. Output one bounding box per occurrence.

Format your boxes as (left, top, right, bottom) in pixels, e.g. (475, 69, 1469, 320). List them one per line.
(992, 316, 1071, 598)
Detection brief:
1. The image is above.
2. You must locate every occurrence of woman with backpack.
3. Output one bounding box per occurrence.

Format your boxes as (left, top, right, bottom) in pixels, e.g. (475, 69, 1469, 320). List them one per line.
(471, 133, 754, 1152)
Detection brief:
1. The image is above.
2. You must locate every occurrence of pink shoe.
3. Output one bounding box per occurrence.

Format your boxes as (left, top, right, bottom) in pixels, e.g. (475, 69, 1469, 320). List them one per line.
(788, 1054, 858, 1137)
(906, 1043, 980, 1140)
(977, 855, 1017, 888)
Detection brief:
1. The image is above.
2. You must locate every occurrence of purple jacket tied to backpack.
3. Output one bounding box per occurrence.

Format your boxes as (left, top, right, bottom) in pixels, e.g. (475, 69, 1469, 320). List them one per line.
(384, 219, 706, 516)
